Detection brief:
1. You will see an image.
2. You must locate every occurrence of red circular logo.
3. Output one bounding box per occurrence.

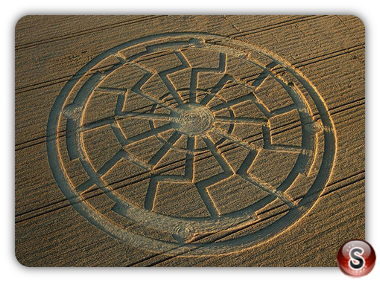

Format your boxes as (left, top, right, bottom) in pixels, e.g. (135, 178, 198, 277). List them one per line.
(337, 239, 376, 277)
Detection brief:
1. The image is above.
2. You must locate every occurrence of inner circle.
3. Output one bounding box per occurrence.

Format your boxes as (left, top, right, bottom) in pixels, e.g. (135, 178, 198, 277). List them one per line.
(170, 103, 214, 136)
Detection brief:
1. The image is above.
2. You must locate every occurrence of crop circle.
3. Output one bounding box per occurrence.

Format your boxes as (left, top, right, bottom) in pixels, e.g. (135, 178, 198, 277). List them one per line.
(47, 33, 336, 255)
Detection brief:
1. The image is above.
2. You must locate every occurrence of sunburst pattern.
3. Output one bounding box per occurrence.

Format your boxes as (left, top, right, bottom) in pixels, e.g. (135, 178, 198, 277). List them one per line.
(49, 34, 335, 254)
(76, 47, 308, 219)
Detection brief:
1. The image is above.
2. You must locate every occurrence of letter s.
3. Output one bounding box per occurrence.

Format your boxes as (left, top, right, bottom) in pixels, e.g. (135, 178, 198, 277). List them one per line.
(349, 247, 365, 270)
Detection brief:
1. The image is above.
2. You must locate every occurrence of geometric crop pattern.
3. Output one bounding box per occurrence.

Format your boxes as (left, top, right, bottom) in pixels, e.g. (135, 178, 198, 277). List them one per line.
(47, 33, 336, 255)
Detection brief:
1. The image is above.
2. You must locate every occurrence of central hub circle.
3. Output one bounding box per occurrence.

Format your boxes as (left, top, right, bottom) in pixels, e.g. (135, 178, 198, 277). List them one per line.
(171, 103, 214, 136)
